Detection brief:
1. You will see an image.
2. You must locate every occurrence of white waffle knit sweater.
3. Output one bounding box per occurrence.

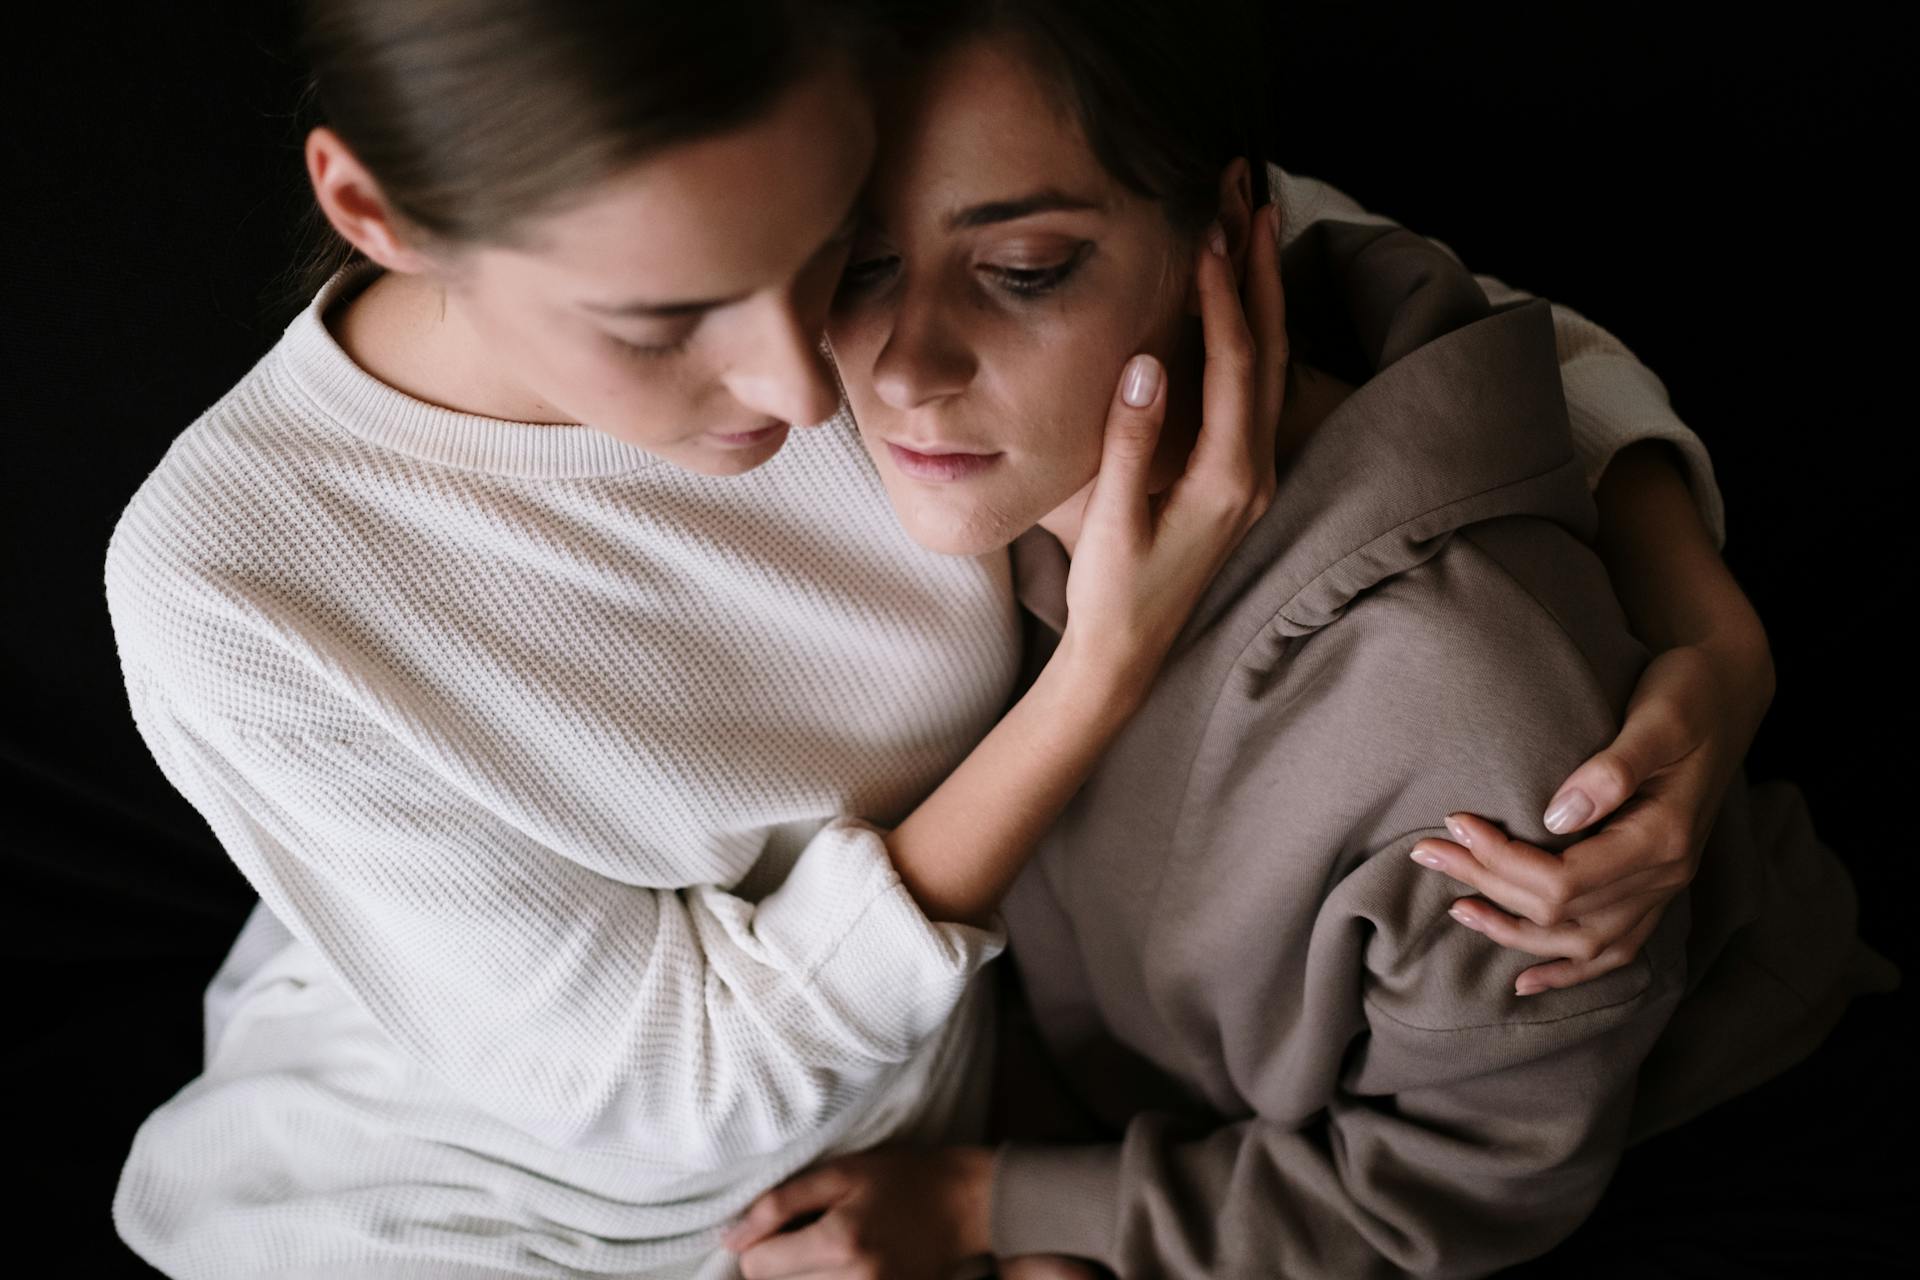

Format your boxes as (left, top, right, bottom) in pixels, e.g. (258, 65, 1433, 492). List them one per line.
(107, 170, 1723, 1280)
(108, 265, 1021, 1279)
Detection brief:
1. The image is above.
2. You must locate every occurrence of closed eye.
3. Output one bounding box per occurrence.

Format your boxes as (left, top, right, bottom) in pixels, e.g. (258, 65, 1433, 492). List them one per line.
(981, 242, 1093, 298)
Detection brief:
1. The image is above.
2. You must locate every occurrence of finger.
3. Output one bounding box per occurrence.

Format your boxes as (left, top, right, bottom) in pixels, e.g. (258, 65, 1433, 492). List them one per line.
(1438, 811, 1687, 924)
(1431, 813, 1589, 926)
(1447, 894, 1659, 972)
(1077, 352, 1168, 547)
(723, 1166, 851, 1253)
(1239, 202, 1290, 474)
(1542, 695, 1695, 836)
(737, 1212, 856, 1280)
(1170, 224, 1258, 505)
(1413, 828, 1674, 929)
(1514, 903, 1667, 995)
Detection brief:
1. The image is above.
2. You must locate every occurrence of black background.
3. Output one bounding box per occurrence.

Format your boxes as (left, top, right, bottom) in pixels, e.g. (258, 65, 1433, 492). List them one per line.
(3, 2, 1910, 1274)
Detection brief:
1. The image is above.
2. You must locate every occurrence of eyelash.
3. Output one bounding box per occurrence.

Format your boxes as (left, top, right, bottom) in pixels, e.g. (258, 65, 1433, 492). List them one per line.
(837, 242, 1092, 302)
(614, 334, 692, 360)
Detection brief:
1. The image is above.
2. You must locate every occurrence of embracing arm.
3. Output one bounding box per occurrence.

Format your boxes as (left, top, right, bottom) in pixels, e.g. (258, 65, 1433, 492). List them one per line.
(1272, 167, 1725, 545)
(103, 212, 1286, 1163)
(1276, 166, 1772, 987)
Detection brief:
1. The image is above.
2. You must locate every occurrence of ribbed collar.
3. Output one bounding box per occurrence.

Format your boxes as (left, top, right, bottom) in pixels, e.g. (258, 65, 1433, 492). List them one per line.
(275, 264, 662, 479)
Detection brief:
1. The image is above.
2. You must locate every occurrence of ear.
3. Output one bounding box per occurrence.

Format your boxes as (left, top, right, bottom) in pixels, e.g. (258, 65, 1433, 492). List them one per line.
(1184, 156, 1256, 314)
(304, 126, 435, 274)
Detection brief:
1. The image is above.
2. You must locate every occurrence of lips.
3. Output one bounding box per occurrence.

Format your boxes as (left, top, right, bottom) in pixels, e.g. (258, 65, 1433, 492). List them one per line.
(885, 440, 1003, 483)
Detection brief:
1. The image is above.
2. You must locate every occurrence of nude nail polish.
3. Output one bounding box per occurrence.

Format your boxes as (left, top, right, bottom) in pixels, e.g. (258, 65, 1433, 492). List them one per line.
(1543, 791, 1594, 835)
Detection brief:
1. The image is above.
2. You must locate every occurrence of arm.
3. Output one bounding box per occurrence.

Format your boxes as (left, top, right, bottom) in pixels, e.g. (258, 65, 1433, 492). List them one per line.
(1415, 449, 1775, 990)
(987, 539, 1690, 1278)
(1275, 166, 1772, 987)
(106, 210, 1287, 1160)
(990, 885, 1682, 1279)
(1271, 166, 1726, 546)
(118, 669, 994, 1159)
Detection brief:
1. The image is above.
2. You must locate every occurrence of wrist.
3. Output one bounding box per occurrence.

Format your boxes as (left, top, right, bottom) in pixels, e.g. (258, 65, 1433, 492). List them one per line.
(1043, 628, 1153, 726)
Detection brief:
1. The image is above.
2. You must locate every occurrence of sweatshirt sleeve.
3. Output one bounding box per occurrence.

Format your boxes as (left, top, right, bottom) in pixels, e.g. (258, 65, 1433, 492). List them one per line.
(1273, 166, 1725, 548)
(991, 527, 1689, 1278)
(992, 841, 1686, 1277)
(111, 592, 1001, 1160)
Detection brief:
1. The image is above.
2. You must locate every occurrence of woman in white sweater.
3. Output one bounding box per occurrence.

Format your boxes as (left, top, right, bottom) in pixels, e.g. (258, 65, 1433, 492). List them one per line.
(110, 2, 1767, 1277)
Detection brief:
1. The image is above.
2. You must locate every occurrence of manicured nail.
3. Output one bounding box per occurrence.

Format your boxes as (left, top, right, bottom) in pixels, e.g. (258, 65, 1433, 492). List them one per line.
(1207, 221, 1227, 257)
(1121, 354, 1161, 407)
(1515, 978, 1546, 997)
(1443, 815, 1470, 847)
(1448, 907, 1480, 930)
(1543, 791, 1594, 835)
(1409, 846, 1445, 869)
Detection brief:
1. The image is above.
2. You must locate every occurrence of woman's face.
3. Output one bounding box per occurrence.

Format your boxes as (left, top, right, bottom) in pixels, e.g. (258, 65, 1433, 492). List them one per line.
(827, 36, 1197, 556)
(339, 61, 875, 477)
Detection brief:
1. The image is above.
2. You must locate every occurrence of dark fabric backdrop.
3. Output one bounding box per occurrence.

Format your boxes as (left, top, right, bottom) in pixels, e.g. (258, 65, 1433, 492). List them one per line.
(3, 3, 1908, 1274)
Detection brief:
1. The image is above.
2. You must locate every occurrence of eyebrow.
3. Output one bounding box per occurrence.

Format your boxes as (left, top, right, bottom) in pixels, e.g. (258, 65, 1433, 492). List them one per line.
(580, 205, 863, 318)
(945, 189, 1106, 231)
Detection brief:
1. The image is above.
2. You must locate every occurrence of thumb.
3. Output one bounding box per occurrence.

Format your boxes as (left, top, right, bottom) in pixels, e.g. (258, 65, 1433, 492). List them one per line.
(1080, 353, 1167, 544)
(1543, 700, 1692, 834)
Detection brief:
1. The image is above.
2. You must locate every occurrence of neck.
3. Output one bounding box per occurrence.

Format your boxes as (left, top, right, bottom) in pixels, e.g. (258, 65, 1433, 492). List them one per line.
(328, 270, 572, 425)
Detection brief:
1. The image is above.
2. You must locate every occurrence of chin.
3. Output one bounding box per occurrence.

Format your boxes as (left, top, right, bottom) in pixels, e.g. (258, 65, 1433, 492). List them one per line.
(891, 493, 1025, 559)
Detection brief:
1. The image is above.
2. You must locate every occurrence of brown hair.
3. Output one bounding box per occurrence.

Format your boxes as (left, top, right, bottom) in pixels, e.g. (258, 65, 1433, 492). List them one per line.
(283, 0, 879, 308)
(881, 0, 1272, 233)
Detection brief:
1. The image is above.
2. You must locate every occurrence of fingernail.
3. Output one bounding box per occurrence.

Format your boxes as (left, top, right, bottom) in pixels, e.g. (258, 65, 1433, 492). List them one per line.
(1449, 907, 1480, 930)
(1207, 221, 1227, 257)
(1269, 203, 1283, 248)
(1543, 791, 1594, 835)
(1409, 846, 1445, 869)
(1515, 978, 1546, 997)
(1121, 354, 1160, 407)
(1443, 815, 1470, 847)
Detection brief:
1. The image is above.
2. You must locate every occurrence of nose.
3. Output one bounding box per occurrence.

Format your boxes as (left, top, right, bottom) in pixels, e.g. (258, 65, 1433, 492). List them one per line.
(870, 289, 975, 413)
(723, 300, 845, 429)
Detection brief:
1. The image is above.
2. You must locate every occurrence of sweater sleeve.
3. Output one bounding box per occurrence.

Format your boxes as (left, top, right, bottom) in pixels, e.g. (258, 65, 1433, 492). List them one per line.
(991, 528, 1689, 1278)
(1273, 166, 1725, 547)
(114, 625, 1000, 1161)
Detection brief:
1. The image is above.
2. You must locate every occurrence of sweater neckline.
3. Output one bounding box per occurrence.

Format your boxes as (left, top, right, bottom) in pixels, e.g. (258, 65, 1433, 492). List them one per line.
(276, 264, 662, 479)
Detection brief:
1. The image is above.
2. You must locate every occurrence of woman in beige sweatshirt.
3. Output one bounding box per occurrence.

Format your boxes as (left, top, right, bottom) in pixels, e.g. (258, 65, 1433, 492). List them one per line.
(724, 5, 1898, 1277)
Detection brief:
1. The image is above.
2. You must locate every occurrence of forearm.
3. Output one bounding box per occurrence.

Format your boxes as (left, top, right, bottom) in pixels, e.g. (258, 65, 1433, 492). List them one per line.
(887, 638, 1139, 926)
(1593, 440, 1772, 690)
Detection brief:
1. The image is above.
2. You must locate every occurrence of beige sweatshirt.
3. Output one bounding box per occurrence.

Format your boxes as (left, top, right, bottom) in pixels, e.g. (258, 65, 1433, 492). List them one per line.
(989, 221, 1898, 1278)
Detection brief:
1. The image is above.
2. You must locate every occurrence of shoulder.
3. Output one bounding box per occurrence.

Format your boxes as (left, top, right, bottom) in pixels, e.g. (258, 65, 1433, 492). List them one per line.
(1196, 516, 1644, 873)
(104, 350, 374, 727)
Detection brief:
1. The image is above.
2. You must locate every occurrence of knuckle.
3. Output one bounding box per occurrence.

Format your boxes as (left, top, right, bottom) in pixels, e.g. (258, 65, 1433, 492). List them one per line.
(1590, 753, 1636, 800)
(1658, 832, 1696, 869)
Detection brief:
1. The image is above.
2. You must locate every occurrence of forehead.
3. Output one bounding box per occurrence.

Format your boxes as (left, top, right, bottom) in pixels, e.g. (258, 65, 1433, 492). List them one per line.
(498, 63, 874, 299)
(871, 36, 1118, 223)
